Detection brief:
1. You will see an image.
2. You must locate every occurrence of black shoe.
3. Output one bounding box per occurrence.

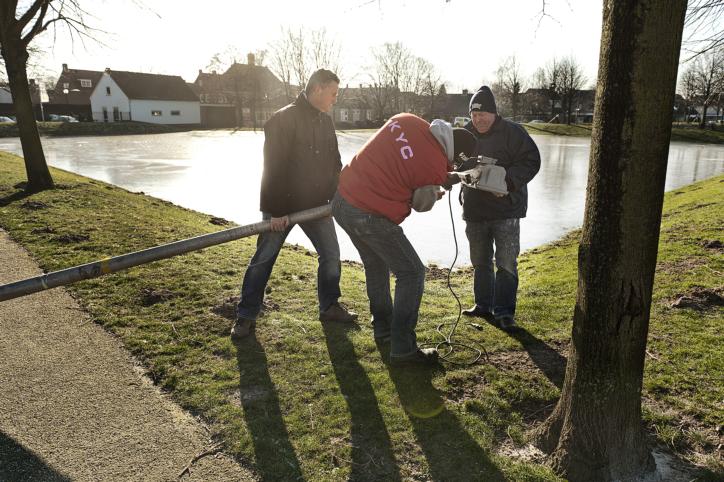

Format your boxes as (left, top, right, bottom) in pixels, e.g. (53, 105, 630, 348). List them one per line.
(498, 316, 518, 332)
(230, 318, 256, 341)
(390, 348, 439, 366)
(462, 305, 492, 319)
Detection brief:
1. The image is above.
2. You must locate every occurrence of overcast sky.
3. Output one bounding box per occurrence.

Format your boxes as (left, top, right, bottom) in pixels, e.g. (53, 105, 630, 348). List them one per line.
(32, 1, 605, 92)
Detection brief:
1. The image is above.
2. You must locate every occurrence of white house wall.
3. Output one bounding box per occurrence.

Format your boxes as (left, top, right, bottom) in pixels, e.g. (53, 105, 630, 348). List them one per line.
(129, 100, 199, 124)
(89, 74, 130, 122)
(0, 88, 12, 103)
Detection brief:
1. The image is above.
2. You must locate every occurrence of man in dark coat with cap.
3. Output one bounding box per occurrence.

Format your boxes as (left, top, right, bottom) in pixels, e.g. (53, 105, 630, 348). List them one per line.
(461, 86, 541, 331)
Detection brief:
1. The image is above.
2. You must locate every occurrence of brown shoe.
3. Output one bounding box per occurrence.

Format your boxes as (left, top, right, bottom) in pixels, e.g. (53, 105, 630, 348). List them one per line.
(319, 302, 358, 323)
(230, 318, 256, 341)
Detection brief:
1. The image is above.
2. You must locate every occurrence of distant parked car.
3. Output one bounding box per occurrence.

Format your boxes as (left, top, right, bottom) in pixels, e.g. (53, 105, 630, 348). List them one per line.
(453, 116, 470, 127)
(528, 119, 546, 124)
(48, 114, 78, 122)
(0, 115, 15, 123)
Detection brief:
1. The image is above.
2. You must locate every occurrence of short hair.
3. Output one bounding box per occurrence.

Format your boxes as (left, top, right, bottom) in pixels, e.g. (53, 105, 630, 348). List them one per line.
(305, 69, 340, 94)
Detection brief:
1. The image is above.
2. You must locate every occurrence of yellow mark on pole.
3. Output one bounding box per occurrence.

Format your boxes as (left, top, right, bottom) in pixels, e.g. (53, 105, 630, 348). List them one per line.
(100, 259, 112, 274)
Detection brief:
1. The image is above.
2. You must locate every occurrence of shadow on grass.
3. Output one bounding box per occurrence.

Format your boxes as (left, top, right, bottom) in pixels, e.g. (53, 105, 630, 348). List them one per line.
(0, 431, 71, 481)
(0, 186, 33, 207)
(322, 322, 402, 481)
(508, 328, 567, 389)
(378, 343, 506, 481)
(234, 336, 304, 482)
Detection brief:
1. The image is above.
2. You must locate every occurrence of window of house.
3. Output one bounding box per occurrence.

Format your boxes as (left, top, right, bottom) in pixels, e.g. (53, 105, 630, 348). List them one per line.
(151, 110, 162, 116)
(170, 110, 180, 116)
(63, 82, 69, 89)
(105, 86, 111, 96)
(339, 109, 348, 121)
(102, 107, 108, 122)
(352, 109, 361, 121)
(80, 79, 92, 88)
(113, 107, 120, 121)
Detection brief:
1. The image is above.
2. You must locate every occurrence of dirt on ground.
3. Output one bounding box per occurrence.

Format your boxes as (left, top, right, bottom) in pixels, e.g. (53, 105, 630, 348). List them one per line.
(0, 229, 256, 481)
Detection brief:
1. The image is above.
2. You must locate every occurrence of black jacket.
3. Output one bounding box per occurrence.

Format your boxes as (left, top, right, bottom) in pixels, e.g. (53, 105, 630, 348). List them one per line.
(461, 117, 541, 221)
(259, 93, 341, 217)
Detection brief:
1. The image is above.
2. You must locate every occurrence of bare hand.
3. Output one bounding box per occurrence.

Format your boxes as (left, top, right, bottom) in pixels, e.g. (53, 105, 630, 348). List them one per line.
(270, 215, 289, 232)
(436, 189, 445, 200)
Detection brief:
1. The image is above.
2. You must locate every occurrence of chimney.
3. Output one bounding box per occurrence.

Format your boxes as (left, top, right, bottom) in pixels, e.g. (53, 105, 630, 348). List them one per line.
(199, 69, 202, 75)
(462, 89, 468, 95)
(247, 53, 255, 66)
(212, 70, 217, 75)
(105, 67, 111, 73)
(62, 63, 68, 73)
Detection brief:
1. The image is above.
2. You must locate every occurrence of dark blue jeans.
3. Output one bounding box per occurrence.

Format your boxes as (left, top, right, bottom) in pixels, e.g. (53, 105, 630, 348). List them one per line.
(465, 218, 520, 320)
(332, 193, 425, 358)
(237, 213, 341, 320)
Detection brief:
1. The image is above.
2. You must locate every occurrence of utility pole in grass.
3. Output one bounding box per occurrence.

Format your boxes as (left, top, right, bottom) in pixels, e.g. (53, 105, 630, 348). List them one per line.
(531, 1, 688, 480)
(0, 1, 93, 192)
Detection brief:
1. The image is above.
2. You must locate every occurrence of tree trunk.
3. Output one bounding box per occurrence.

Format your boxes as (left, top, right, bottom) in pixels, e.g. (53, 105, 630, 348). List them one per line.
(1, 40, 54, 192)
(533, 1, 686, 481)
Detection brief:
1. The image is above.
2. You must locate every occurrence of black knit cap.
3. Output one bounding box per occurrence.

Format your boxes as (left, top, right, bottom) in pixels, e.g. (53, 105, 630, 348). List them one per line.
(469, 85, 497, 114)
(453, 128, 476, 159)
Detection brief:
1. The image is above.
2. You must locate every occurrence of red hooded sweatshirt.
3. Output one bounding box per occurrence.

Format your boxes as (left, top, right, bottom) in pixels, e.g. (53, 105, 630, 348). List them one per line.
(338, 113, 450, 224)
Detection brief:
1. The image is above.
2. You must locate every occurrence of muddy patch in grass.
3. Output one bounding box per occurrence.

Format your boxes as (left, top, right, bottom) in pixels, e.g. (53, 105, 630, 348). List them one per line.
(53, 233, 90, 244)
(30, 226, 56, 234)
(139, 287, 176, 306)
(700, 239, 723, 251)
(21, 200, 49, 210)
(669, 287, 723, 311)
(212, 295, 279, 320)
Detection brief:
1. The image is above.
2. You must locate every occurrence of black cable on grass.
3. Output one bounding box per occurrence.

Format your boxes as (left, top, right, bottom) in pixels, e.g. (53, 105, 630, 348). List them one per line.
(421, 186, 488, 366)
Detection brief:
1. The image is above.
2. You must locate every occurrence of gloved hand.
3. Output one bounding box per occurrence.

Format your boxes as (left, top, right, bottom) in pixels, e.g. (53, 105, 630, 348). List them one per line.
(411, 185, 442, 212)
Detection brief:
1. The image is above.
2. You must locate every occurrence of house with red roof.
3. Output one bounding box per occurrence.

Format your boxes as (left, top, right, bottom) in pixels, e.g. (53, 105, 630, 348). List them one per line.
(89, 68, 200, 124)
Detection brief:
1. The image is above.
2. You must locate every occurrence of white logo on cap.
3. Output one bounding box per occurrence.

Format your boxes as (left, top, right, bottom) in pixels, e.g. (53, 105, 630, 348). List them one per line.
(471, 103, 482, 110)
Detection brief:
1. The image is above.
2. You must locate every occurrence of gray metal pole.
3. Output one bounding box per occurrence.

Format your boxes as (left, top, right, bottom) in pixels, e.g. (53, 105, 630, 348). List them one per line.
(0, 205, 332, 303)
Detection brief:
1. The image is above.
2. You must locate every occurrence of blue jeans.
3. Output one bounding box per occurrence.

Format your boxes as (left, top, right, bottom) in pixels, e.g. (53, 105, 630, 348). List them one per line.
(465, 218, 520, 320)
(237, 213, 342, 320)
(332, 193, 425, 358)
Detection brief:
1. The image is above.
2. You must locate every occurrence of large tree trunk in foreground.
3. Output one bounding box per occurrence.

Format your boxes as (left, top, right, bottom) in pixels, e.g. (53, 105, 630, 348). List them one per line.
(534, 1, 687, 481)
(0, 14, 54, 192)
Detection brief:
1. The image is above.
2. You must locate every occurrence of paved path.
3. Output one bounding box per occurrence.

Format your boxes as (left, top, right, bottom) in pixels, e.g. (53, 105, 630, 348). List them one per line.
(0, 230, 254, 481)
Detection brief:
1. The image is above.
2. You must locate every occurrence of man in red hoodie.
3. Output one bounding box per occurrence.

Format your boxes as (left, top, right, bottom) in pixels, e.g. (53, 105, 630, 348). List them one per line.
(332, 114, 476, 365)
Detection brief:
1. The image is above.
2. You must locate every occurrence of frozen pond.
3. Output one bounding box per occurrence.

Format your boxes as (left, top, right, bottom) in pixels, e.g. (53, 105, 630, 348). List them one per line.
(1, 130, 722, 266)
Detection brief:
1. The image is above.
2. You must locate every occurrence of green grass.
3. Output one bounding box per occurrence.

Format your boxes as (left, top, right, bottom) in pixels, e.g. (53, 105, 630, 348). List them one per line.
(522, 122, 724, 144)
(1, 151, 722, 479)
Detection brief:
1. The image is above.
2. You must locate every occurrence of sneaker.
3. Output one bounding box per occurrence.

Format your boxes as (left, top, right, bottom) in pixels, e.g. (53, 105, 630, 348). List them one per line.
(390, 348, 439, 366)
(498, 316, 517, 331)
(230, 318, 256, 341)
(319, 302, 358, 323)
(462, 305, 493, 318)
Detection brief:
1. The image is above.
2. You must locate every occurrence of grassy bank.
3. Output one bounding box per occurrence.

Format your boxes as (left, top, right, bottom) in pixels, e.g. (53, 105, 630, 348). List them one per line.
(0, 121, 196, 138)
(522, 122, 724, 144)
(0, 151, 721, 479)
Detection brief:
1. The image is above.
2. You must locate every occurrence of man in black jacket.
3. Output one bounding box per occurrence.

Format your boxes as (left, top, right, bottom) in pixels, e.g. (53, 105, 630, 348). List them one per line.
(461, 86, 541, 331)
(231, 69, 357, 340)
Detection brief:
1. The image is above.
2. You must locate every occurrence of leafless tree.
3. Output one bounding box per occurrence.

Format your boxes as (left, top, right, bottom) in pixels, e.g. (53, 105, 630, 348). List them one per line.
(558, 56, 586, 124)
(371, 42, 414, 113)
(0, 0, 97, 192)
(679, 47, 723, 127)
(495, 55, 525, 120)
(682, 0, 724, 60)
(267, 26, 342, 102)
